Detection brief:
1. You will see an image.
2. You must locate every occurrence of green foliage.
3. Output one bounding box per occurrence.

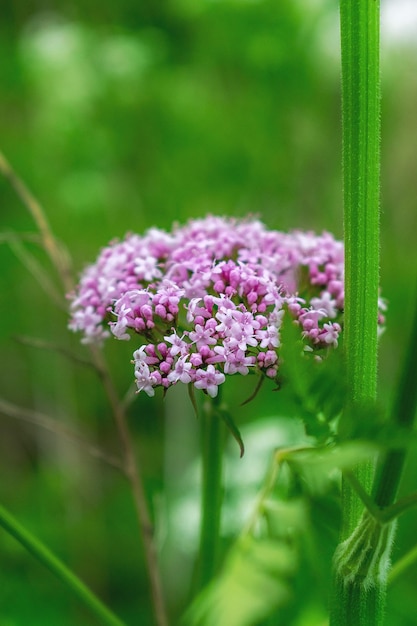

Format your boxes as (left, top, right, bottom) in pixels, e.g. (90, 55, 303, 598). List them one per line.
(184, 452, 306, 626)
(185, 434, 380, 626)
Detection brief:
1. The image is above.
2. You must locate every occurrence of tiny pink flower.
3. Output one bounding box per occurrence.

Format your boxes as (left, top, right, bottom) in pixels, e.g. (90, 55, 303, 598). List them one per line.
(134, 363, 158, 397)
(194, 365, 225, 398)
(189, 324, 217, 349)
(167, 356, 193, 384)
(164, 331, 188, 356)
(320, 322, 341, 347)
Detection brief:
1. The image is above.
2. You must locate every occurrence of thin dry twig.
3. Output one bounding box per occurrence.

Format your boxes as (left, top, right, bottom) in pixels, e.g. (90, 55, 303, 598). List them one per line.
(90, 346, 168, 626)
(1, 150, 169, 626)
(0, 231, 43, 245)
(0, 398, 124, 472)
(0, 150, 73, 293)
(120, 383, 139, 411)
(7, 234, 66, 309)
(14, 335, 96, 370)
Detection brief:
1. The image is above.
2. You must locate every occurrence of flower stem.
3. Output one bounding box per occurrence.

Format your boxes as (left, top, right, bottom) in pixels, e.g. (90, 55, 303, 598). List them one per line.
(331, 1, 382, 624)
(195, 394, 224, 591)
(0, 503, 126, 626)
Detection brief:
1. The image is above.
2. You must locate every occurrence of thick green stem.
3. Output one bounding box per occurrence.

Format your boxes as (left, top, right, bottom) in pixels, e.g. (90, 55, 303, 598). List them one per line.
(340, 1, 381, 416)
(195, 395, 224, 591)
(334, 279, 417, 622)
(0, 503, 126, 626)
(331, 1, 382, 625)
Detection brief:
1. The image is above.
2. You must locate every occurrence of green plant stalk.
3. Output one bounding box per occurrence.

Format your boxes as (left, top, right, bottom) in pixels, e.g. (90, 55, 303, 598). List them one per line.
(0, 503, 126, 626)
(195, 395, 224, 592)
(330, 1, 382, 625)
(340, 0, 380, 416)
(334, 281, 417, 621)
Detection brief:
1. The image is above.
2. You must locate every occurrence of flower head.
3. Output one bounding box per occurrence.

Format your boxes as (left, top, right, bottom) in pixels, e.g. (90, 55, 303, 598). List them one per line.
(69, 216, 385, 398)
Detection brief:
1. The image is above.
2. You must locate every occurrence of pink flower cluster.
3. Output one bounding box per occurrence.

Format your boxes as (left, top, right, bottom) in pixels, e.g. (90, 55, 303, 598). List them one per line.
(69, 216, 385, 398)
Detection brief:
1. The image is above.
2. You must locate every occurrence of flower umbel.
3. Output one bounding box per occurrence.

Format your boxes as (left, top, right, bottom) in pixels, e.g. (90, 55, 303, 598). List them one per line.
(69, 216, 385, 397)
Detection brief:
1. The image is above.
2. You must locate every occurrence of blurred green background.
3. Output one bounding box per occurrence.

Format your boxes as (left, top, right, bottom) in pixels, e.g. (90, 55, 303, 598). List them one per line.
(1, 0, 417, 624)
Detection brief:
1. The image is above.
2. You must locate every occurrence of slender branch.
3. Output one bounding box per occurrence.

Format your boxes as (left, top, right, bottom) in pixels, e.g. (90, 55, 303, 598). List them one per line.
(91, 346, 168, 626)
(7, 234, 66, 309)
(0, 150, 73, 293)
(14, 335, 96, 369)
(0, 231, 44, 244)
(1, 151, 168, 626)
(120, 383, 139, 411)
(0, 398, 124, 472)
(0, 503, 126, 626)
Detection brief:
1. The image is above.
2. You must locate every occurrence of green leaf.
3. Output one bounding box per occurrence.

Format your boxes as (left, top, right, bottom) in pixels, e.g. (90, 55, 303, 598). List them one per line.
(287, 442, 379, 495)
(184, 451, 309, 626)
